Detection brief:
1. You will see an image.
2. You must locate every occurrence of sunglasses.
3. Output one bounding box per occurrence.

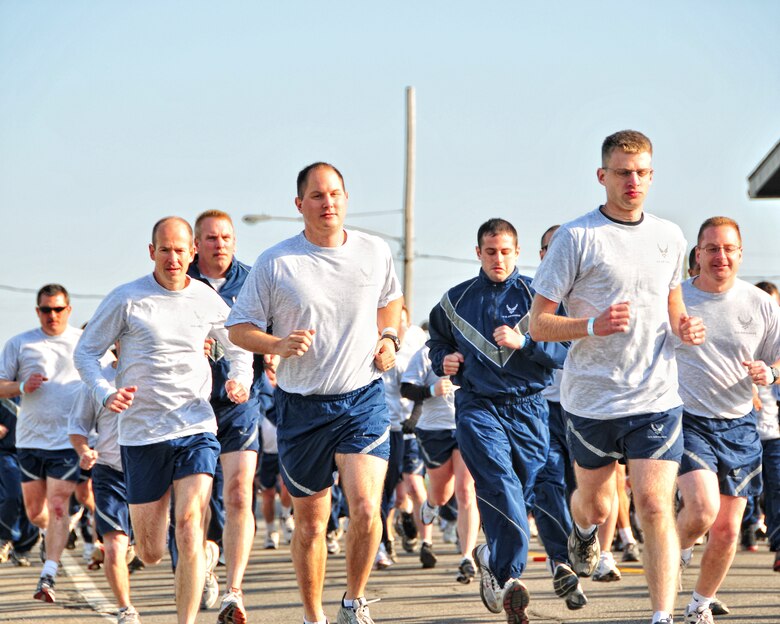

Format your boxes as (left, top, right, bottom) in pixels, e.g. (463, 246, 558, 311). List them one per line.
(38, 306, 68, 314)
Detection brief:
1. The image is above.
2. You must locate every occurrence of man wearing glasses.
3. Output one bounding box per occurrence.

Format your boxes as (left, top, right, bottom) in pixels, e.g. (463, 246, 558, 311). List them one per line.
(675, 217, 780, 624)
(529, 130, 705, 624)
(0, 284, 83, 602)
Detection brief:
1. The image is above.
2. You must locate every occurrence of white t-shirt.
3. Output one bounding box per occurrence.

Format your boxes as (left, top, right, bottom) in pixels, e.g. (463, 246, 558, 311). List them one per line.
(383, 325, 428, 431)
(68, 362, 123, 472)
(677, 278, 780, 420)
(401, 345, 456, 431)
(532, 208, 686, 420)
(757, 384, 780, 441)
(0, 325, 85, 450)
(74, 274, 254, 446)
(227, 230, 403, 396)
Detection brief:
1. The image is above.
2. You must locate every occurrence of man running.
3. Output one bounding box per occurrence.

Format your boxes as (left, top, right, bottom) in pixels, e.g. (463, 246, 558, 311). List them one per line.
(529, 130, 705, 624)
(74, 217, 253, 624)
(227, 162, 403, 624)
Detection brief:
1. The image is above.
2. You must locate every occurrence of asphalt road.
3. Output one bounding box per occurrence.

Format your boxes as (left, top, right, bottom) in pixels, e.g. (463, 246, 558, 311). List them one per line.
(1, 527, 779, 623)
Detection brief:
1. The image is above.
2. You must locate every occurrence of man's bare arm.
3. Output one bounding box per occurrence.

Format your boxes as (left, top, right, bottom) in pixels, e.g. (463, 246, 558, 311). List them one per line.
(529, 293, 631, 342)
(668, 286, 705, 345)
(377, 296, 404, 335)
(228, 323, 315, 358)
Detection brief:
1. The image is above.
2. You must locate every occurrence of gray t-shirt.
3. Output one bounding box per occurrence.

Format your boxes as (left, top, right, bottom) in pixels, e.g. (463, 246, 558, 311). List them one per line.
(0, 325, 85, 450)
(74, 274, 254, 446)
(68, 362, 123, 472)
(677, 278, 780, 420)
(401, 345, 456, 431)
(226, 230, 403, 396)
(532, 208, 686, 420)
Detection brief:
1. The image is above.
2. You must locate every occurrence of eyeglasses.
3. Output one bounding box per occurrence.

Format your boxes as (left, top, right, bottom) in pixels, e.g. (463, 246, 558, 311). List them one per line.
(38, 306, 68, 314)
(603, 168, 653, 178)
(698, 244, 741, 255)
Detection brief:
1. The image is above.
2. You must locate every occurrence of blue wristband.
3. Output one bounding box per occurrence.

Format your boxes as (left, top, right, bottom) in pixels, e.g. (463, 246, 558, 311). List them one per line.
(587, 317, 596, 337)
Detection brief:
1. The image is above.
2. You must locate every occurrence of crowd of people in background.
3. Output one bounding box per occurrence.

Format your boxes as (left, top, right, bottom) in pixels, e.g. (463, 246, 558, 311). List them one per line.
(1, 130, 780, 624)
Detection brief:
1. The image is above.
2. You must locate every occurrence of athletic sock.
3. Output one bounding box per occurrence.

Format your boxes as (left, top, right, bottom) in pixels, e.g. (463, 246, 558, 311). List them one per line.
(341, 597, 353, 609)
(652, 611, 672, 623)
(691, 590, 713, 608)
(303, 619, 327, 624)
(618, 527, 636, 545)
(681, 547, 693, 566)
(41, 559, 58, 578)
(281, 505, 292, 519)
(575, 523, 597, 538)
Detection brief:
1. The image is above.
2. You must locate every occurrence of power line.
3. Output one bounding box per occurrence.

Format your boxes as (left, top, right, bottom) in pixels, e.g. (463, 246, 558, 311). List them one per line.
(0, 284, 106, 299)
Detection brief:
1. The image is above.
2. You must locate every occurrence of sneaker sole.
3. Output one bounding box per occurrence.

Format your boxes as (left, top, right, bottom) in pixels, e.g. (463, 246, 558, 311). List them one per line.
(473, 547, 502, 614)
(217, 603, 247, 624)
(552, 569, 579, 598)
(564, 588, 588, 610)
(503, 581, 530, 624)
(420, 550, 437, 569)
(592, 570, 621, 582)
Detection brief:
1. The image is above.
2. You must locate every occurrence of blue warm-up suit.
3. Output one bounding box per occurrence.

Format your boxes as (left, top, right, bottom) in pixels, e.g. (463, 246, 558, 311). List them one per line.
(427, 268, 567, 585)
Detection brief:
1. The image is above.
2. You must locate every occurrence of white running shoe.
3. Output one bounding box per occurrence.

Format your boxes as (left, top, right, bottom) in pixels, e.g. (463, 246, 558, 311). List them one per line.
(420, 500, 439, 526)
(473, 544, 502, 614)
(264, 531, 280, 550)
(217, 589, 247, 624)
(684, 602, 714, 624)
(281, 514, 295, 544)
(374, 543, 393, 570)
(201, 541, 220, 610)
(567, 527, 599, 577)
(592, 552, 621, 582)
(337, 595, 377, 624)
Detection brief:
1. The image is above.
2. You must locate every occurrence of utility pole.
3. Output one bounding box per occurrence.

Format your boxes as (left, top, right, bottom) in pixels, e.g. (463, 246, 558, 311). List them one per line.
(404, 86, 415, 319)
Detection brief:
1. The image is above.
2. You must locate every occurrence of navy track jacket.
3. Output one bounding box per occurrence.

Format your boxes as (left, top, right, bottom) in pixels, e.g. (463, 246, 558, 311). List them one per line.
(427, 269, 567, 399)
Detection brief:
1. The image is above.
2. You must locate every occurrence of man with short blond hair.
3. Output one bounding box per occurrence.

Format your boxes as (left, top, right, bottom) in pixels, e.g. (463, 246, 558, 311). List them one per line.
(676, 216, 780, 624)
(188, 208, 271, 623)
(530, 130, 705, 624)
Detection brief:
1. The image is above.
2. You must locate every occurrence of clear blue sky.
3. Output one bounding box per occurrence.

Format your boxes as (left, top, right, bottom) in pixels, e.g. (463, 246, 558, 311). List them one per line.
(2, 0, 780, 344)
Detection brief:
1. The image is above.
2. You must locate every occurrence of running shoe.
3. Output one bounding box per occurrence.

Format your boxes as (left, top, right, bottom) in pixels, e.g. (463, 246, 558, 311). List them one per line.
(473, 544, 502, 614)
(264, 531, 280, 550)
(89, 542, 105, 570)
(440, 519, 458, 545)
(456, 557, 476, 584)
(10, 549, 31, 567)
(551, 562, 588, 610)
(281, 514, 295, 544)
(567, 527, 599, 577)
(201, 540, 220, 610)
(82, 542, 96, 563)
(420, 541, 437, 569)
(34, 574, 56, 603)
(592, 553, 621, 582)
(217, 589, 247, 624)
(400, 510, 418, 552)
(66, 528, 78, 550)
(336, 595, 377, 624)
(374, 543, 393, 570)
(116, 606, 141, 624)
(684, 603, 714, 624)
(741, 525, 758, 551)
(384, 538, 398, 563)
(0, 540, 11, 563)
(679, 548, 693, 591)
(622, 541, 641, 562)
(420, 500, 439, 526)
(710, 596, 730, 615)
(501, 578, 530, 624)
(326, 530, 341, 555)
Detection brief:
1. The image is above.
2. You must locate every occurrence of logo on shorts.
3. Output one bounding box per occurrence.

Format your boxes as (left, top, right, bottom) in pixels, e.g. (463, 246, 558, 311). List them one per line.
(648, 422, 666, 439)
(731, 467, 742, 478)
(63, 457, 75, 466)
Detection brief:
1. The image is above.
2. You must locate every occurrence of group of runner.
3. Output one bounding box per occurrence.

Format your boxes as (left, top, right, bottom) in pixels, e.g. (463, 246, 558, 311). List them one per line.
(1, 130, 779, 624)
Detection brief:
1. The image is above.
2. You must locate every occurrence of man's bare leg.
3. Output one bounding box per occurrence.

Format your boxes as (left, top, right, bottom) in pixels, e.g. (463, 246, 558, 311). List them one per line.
(42, 478, 77, 565)
(290, 487, 331, 622)
(103, 531, 132, 608)
(694, 495, 746, 597)
(677, 470, 720, 550)
(629, 458, 679, 613)
(570, 462, 617, 528)
(336, 453, 388, 600)
(21, 480, 49, 529)
(172, 473, 213, 624)
(220, 450, 258, 590)
(128, 492, 171, 565)
(452, 451, 479, 558)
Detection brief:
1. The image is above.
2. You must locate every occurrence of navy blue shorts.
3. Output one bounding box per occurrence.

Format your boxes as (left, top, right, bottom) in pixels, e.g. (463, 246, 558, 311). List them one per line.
(120, 433, 221, 505)
(17, 448, 81, 483)
(258, 452, 281, 491)
(565, 406, 683, 469)
(276, 379, 390, 497)
(402, 436, 424, 475)
(415, 428, 458, 469)
(92, 464, 131, 536)
(680, 411, 763, 497)
(215, 402, 260, 454)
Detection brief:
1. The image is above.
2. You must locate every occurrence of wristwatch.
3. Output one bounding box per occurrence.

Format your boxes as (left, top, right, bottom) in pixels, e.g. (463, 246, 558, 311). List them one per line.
(381, 333, 401, 352)
(771, 366, 780, 384)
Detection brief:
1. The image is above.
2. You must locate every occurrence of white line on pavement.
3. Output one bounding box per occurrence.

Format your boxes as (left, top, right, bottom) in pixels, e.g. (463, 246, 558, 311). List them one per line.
(60, 549, 116, 621)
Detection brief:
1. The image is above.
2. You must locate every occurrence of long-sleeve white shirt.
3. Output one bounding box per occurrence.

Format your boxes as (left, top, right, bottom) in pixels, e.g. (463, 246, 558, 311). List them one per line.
(74, 274, 253, 446)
